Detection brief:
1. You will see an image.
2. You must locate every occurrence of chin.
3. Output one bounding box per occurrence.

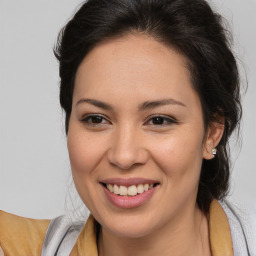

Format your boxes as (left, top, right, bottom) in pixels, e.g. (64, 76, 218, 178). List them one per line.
(107, 223, 154, 238)
(99, 212, 158, 238)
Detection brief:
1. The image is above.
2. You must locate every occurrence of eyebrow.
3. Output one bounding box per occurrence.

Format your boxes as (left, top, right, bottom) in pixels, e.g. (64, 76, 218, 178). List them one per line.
(75, 98, 186, 110)
(138, 98, 186, 110)
(76, 98, 113, 110)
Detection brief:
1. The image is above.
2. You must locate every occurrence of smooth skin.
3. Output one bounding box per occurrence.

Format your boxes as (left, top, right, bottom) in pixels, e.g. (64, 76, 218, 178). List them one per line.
(67, 33, 224, 256)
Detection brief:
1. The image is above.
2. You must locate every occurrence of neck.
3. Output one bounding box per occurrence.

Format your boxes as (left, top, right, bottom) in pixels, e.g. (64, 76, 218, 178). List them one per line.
(98, 205, 211, 256)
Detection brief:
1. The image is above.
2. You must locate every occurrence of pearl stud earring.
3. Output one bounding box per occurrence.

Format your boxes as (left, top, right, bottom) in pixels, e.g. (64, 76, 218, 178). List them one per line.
(211, 148, 217, 156)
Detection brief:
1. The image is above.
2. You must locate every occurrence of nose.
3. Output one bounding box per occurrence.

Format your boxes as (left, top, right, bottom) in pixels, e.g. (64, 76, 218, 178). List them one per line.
(107, 125, 149, 170)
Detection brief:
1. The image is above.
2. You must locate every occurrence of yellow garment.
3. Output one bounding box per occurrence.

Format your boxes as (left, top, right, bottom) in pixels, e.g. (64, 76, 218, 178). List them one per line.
(0, 211, 50, 256)
(209, 200, 233, 256)
(70, 215, 98, 256)
(0, 200, 233, 255)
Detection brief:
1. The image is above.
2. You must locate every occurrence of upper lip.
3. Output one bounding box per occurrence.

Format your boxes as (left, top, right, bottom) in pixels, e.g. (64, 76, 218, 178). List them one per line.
(100, 178, 159, 187)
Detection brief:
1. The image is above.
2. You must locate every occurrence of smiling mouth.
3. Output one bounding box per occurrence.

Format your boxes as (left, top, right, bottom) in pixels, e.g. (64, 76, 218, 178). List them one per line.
(101, 183, 159, 197)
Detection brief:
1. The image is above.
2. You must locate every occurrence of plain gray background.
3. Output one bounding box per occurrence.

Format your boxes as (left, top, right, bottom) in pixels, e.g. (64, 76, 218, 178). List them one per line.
(0, 0, 255, 219)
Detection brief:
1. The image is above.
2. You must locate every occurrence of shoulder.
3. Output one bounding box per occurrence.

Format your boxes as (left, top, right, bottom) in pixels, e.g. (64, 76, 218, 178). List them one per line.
(0, 210, 50, 256)
(219, 198, 256, 255)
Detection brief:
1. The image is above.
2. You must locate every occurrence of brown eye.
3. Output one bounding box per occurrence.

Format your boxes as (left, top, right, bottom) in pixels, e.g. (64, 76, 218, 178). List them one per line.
(152, 117, 165, 125)
(89, 116, 104, 123)
(81, 114, 110, 125)
(146, 115, 177, 126)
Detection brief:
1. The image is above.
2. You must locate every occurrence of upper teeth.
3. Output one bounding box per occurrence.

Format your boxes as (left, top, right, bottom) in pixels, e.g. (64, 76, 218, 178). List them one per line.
(106, 184, 154, 196)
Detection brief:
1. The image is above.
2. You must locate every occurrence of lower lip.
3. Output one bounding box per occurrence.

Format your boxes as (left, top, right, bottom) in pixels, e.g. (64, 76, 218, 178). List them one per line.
(102, 185, 157, 209)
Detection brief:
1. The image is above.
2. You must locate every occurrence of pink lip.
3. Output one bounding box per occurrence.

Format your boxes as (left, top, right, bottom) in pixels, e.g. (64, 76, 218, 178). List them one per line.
(100, 177, 158, 187)
(101, 184, 158, 209)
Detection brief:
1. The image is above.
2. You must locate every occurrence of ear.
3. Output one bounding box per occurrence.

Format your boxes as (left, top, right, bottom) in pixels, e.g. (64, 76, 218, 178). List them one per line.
(203, 120, 224, 160)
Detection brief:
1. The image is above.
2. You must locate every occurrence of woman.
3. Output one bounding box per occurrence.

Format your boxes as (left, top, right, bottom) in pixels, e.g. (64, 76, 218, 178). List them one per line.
(0, 0, 255, 255)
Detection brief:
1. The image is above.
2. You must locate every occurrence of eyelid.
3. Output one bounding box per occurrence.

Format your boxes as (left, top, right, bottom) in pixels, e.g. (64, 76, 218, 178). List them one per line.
(80, 113, 178, 127)
(80, 113, 111, 125)
(144, 114, 178, 125)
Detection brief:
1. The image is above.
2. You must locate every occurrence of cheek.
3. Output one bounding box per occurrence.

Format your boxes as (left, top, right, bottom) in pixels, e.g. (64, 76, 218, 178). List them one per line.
(67, 124, 105, 180)
(150, 130, 204, 182)
(67, 125, 106, 208)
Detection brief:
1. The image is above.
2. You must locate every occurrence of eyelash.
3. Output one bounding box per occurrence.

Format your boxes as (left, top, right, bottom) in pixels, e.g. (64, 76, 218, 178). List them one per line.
(146, 115, 178, 126)
(80, 114, 178, 127)
(81, 114, 110, 126)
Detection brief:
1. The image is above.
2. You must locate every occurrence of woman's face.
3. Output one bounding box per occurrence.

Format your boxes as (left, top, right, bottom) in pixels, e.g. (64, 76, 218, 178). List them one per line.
(68, 34, 212, 238)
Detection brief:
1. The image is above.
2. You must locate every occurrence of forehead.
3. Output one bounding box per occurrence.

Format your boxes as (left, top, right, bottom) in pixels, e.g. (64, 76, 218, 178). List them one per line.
(74, 33, 198, 108)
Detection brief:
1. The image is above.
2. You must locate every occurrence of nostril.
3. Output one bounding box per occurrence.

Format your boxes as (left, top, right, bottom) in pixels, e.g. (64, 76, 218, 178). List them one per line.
(109, 160, 139, 171)
(107, 146, 149, 170)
